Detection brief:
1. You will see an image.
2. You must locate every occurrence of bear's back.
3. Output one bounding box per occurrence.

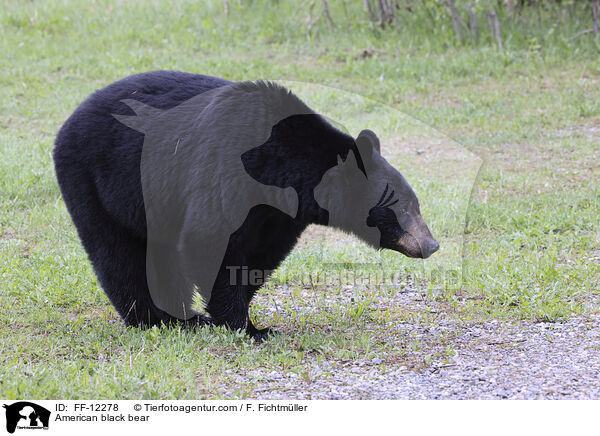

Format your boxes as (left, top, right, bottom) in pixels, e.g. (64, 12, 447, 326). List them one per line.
(53, 71, 232, 237)
(55, 70, 231, 160)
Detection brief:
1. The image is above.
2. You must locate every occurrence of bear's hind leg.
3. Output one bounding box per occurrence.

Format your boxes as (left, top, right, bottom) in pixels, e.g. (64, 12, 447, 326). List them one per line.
(56, 171, 208, 328)
(81, 215, 210, 328)
(85, 223, 210, 327)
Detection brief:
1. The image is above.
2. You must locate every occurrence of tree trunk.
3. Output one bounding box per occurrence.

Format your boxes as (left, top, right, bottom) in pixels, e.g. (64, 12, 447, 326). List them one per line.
(487, 1, 503, 50)
(446, 0, 466, 40)
(593, 0, 599, 37)
(537, 0, 544, 44)
(365, 0, 378, 22)
(321, 0, 334, 31)
(377, 0, 396, 28)
(468, 2, 479, 40)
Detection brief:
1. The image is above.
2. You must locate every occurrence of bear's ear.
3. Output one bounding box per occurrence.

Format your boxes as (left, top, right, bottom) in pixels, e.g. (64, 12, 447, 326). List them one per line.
(357, 129, 381, 154)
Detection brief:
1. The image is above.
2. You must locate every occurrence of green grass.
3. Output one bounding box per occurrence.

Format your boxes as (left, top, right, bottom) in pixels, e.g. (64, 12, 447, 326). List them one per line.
(0, 0, 598, 398)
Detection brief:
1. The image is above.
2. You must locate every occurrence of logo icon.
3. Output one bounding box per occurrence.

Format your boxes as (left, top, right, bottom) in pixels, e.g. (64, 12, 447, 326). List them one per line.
(3, 402, 50, 433)
(115, 81, 438, 320)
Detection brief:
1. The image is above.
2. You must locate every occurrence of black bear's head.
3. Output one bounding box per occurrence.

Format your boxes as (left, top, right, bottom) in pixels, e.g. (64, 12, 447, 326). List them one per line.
(314, 129, 439, 259)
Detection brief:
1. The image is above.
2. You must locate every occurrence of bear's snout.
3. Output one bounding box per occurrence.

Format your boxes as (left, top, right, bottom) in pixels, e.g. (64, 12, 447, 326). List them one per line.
(419, 237, 439, 259)
(395, 232, 439, 259)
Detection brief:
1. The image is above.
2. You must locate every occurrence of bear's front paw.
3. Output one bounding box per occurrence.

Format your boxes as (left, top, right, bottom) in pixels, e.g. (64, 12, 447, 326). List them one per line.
(181, 314, 212, 328)
(249, 327, 279, 343)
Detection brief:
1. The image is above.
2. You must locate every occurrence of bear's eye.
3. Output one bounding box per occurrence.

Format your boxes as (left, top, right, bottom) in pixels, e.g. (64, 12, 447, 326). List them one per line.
(374, 183, 399, 209)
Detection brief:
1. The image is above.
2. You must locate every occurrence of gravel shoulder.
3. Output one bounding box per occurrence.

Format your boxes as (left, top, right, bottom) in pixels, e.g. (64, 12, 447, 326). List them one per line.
(234, 290, 600, 400)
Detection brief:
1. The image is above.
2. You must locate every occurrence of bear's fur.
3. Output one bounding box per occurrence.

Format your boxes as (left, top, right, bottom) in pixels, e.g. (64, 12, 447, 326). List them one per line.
(53, 71, 371, 340)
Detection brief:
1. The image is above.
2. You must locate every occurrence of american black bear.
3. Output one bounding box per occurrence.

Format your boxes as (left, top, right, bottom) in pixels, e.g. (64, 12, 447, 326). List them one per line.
(54, 71, 438, 341)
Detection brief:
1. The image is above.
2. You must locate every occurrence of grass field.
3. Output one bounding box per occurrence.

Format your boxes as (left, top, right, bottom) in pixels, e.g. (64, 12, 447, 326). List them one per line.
(0, 0, 598, 398)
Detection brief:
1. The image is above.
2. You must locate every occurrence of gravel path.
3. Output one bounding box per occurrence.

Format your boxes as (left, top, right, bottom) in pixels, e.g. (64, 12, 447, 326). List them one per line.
(243, 316, 600, 399)
(238, 292, 600, 399)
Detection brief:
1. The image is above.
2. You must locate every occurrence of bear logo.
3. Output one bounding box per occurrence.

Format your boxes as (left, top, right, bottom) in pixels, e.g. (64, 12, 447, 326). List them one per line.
(112, 82, 310, 320)
(3, 402, 50, 434)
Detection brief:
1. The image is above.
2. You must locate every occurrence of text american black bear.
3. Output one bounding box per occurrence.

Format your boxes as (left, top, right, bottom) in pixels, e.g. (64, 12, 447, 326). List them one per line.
(54, 71, 438, 341)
